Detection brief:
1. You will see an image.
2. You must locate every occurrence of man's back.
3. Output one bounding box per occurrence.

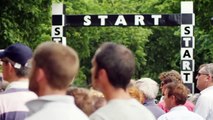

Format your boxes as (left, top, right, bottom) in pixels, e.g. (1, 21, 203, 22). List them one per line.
(25, 95, 89, 120)
(144, 99, 165, 119)
(194, 86, 213, 120)
(89, 98, 155, 120)
(158, 100, 194, 112)
(0, 88, 37, 120)
(158, 106, 204, 120)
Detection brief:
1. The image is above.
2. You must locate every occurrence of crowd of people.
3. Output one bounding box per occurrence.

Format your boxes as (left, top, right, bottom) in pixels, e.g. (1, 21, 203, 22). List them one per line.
(0, 41, 212, 120)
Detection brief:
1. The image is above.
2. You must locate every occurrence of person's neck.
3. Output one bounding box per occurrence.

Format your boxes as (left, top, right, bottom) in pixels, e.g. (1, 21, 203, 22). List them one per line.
(38, 86, 66, 97)
(7, 76, 27, 83)
(103, 87, 131, 101)
(206, 83, 213, 89)
(208, 82, 213, 87)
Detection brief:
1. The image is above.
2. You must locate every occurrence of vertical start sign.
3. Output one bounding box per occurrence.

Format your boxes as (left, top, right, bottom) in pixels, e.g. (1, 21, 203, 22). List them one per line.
(180, 1, 195, 93)
(52, 3, 66, 45)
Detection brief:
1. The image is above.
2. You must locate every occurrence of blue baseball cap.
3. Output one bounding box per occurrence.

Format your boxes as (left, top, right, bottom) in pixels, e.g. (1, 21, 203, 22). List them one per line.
(0, 43, 32, 67)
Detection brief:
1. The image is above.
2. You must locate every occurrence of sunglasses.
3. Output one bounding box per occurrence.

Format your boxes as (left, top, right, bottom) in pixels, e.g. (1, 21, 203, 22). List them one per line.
(0, 59, 9, 65)
(197, 72, 209, 77)
(0, 58, 22, 69)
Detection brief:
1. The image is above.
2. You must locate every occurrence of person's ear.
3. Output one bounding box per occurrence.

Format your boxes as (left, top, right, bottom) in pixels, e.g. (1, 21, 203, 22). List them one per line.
(98, 69, 111, 86)
(8, 63, 15, 73)
(36, 68, 46, 82)
(208, 74, 213, 81)
(170, 95, 175, 101)
(98, 69, 108, 80)
(206, 75, 211, 82)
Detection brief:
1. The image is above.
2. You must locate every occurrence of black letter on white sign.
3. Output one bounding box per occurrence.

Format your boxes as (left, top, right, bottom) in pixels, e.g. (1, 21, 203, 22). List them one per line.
(55, 27, 60, 35)
(184, 26, 190, 35)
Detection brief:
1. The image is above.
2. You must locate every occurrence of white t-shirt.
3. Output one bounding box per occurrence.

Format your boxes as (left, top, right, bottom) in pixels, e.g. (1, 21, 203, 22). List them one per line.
(194, 86, 213, 120)
(89, 98, 156, 120)
(158, 106, 204, 120)
(25, 95, 89, 120)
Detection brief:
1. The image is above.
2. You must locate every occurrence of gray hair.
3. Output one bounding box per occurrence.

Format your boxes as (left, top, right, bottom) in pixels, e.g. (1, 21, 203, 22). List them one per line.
(135, 78, 159, 99)
(200, 63, 213, 79)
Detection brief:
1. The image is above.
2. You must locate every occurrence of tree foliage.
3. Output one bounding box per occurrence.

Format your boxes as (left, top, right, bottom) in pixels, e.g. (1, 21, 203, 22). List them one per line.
(0, 0, 52, 49)
(62, 0, 152, 86)
(1, 0, 213, 87)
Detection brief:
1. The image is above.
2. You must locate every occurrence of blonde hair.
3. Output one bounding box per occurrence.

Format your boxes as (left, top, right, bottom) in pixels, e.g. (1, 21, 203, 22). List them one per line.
(127, 86, 145, 104)
(67, 87, 106, 116)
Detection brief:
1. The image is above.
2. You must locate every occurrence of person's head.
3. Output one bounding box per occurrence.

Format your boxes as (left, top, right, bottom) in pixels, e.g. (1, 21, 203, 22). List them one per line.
(164, 82, 188, 110)
(127, 86, 145, 103)
(29, 42, 79, 96)
(81, 93, 106, 116)
(85, 89, 106, 115)
(67, 87, 90, 109)
(0, 43, 32, 82)
(67, 87, 106, 116)
(196, 63, 213, 91)
(159, 70, 183, 95)
(91, 42, 135, 91)
(135, 78, 159, 100)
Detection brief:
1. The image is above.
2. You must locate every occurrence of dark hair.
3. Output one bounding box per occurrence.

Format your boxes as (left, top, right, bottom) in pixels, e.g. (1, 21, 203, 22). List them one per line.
(14, 67, 29, 77)
(94, 42, 135, 89)
(165, 82, 188, 105)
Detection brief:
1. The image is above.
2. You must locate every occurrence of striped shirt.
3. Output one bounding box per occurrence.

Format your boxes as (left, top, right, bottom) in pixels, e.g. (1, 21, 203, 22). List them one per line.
(0, 80, 37, 120)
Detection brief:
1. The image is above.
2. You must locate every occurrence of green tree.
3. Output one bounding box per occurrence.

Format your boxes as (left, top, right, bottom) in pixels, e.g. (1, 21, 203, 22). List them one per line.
(0, 0, 52, 49)
(1, 0, 213, 88)
(193, 0, 213, 67)
(61, 0, 152, 86)
(138, 0, 181, 81)
(137, 0, 213, 82)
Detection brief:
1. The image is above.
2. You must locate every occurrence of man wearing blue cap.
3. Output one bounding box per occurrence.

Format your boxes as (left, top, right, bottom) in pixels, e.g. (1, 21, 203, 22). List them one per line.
(0, 43, 37, 120)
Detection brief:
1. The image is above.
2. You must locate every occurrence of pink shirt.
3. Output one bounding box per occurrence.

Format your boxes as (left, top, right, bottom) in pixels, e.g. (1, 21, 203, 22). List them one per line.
(158, 100, 194, 113)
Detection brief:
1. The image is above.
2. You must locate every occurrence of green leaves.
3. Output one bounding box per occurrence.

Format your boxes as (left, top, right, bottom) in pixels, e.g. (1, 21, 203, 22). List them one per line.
(1, 0, 213, 87)
(0, 0, 51, 48)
